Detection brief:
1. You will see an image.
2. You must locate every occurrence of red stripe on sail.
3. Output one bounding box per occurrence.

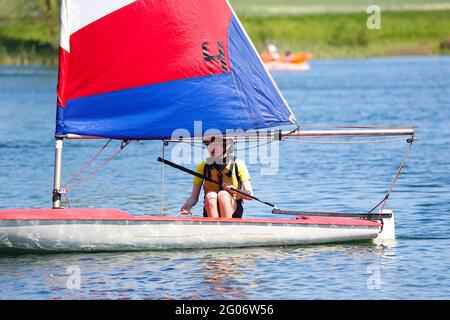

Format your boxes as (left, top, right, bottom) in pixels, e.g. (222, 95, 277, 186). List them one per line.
(57, 47, 70, 107)
(66, 0, 232, 102)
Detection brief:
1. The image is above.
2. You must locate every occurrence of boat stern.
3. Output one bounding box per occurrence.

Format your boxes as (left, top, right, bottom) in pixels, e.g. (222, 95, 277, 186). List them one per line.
(373, 209, 396, 245)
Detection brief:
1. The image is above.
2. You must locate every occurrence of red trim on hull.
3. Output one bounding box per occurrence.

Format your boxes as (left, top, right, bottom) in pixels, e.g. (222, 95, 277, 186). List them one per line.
(0, 208, 381, 228)
(0, 208, 131, 220)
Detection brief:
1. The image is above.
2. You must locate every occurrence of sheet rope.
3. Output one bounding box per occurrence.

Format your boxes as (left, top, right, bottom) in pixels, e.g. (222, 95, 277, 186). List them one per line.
(61, 140, 131, 207)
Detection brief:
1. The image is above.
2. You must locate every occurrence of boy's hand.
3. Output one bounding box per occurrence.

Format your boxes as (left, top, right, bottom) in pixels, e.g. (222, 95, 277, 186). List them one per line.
(179, 204, 191, 215)
(223, 185, 253, 201)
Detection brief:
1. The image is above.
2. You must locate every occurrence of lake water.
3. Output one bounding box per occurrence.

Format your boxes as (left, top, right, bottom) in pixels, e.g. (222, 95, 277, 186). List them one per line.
(0, 57, 449, 299)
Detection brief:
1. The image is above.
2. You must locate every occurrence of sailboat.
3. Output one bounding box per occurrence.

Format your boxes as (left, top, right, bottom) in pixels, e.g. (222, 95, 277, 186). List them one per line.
(0, 0, 414, 252)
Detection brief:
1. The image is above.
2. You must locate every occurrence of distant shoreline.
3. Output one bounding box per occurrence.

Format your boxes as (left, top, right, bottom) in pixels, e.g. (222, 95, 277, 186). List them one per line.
(2, 55, 449, 70)
(232, 3, 450, 16)
(0, 9, 449, 65)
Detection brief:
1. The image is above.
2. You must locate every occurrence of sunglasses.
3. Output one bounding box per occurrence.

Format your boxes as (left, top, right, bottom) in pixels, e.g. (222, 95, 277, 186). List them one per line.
(202, 136, 216, 146)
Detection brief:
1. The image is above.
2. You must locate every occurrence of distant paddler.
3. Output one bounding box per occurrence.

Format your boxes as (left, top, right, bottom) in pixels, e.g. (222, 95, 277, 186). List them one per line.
(180, 136, 253, 218)
(261, 44, 312, 65)
(261, 43, 280, 63)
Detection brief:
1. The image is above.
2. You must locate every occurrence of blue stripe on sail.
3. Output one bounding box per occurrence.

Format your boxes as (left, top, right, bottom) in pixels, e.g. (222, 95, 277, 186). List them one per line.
(55, 16, 294, 139)
(227, 15, 294, 129)
(56, 73, 252, 139)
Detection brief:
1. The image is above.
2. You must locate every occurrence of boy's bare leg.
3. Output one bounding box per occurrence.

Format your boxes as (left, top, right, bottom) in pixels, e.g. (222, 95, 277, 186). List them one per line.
(218, 190, 237, 218)
(204, 191, 219, 218)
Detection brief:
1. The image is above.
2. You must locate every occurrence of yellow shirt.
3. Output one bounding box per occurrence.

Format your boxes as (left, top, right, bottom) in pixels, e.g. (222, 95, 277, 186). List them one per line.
(193, 158, 250, 187)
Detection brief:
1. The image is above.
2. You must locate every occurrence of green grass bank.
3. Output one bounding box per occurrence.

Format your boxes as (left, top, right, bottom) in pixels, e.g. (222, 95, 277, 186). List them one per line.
(241, 10, 450, 59)
(0, 3, 449, 64)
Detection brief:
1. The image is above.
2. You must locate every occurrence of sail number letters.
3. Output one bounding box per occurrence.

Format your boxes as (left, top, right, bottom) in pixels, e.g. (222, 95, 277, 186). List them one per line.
(202, 41, 228, 72)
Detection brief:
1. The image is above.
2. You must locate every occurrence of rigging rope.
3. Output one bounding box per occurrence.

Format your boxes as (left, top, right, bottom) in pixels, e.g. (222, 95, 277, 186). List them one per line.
(64, 140, 131, 193)
(235, 139, 276, 151)
(368, 137, 416, 218)
(63, 192, 71, 209)
(160, 140, 168, 216)
(180, 138, 277, 152)
(63, 139, 112, 188)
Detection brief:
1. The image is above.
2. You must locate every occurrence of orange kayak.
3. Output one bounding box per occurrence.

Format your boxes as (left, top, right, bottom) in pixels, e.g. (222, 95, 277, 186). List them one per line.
(261, 51, 312, 64)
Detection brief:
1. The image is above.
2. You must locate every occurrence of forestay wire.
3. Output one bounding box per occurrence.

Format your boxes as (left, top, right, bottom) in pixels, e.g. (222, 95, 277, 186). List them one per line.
(368, 136, 416, 218)
(63, 139, 112, 188)
(160, 140, 168, 216)
(61, 140, 132, 207)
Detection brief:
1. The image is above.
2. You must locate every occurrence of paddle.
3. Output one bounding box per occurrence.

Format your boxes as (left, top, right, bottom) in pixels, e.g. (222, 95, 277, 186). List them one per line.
(157, 157, 277, 208)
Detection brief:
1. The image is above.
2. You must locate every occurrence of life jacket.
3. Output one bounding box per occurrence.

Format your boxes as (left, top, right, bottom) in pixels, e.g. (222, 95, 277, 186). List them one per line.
(203, 157, 242, 200)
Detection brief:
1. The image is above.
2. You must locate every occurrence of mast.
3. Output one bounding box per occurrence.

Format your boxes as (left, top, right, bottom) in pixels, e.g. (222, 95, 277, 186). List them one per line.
(52, 137, 64, 209)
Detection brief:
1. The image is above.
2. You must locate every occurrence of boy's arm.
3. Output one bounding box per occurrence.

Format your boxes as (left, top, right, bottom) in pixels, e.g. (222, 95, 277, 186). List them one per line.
(241, 180, 253, 196)
(180, 184, 202, 214)
(223, 179, 253, 200)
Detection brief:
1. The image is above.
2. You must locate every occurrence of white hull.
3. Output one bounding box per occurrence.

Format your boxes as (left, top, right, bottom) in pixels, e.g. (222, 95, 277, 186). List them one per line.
(0, 209, 392, 252)
(0, 220, 379, 252)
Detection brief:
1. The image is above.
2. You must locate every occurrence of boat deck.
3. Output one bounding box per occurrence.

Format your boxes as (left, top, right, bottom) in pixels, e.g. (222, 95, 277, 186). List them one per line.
(0, 208, 381, 227)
